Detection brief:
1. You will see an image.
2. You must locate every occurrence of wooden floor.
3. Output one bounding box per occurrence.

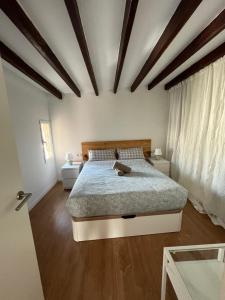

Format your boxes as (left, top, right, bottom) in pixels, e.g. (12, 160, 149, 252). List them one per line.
(30, 182, 225, 300)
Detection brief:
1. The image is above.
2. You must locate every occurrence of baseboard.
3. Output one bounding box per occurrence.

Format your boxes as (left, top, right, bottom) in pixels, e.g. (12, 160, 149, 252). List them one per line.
(28, 178, 58, 211)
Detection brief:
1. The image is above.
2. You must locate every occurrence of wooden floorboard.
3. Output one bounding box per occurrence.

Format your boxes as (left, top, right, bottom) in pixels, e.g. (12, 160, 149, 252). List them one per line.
(30, 182, 225, 300)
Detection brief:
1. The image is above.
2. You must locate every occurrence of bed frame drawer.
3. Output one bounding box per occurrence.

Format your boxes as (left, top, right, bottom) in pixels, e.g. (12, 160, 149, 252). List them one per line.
(72, 211, 183, 242)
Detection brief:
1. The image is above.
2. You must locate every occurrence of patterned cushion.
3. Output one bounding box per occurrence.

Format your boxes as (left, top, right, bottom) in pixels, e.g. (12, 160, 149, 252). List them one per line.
(117, 147, 145, 160)
(88, 149, 116, 161)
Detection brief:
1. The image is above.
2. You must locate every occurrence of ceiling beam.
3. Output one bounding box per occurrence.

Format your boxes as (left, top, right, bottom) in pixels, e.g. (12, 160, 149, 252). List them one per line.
(0, 42, 62, 99)
(113, 0, 139, 93)
(64, 0, 99, 96)
(1, 0, 81, 97)
(130, 0, 202, 92)
(165, 41, 225, 90)
(148, 9, 225, 90)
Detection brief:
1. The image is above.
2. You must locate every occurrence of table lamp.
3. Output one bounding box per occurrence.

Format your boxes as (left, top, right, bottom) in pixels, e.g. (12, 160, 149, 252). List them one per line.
(154, 148, 162, 160)
(65, 152, 74, 164)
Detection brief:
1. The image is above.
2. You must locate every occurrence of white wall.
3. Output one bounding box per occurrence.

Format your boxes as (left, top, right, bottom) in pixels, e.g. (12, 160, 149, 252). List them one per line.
(49, 87, 169, 177)
(4, 67, 57, 210)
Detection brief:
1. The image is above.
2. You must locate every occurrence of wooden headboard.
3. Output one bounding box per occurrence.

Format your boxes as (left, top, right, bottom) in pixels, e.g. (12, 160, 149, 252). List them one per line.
(81, 139, 151, 161)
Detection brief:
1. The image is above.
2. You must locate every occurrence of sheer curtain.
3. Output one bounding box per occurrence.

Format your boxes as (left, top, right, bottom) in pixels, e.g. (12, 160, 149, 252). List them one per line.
(166, 56, 225, 227)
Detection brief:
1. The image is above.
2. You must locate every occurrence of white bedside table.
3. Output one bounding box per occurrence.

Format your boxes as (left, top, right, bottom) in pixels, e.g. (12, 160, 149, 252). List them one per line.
(61, 162, 83, 189)
(148, 157, 170, 176)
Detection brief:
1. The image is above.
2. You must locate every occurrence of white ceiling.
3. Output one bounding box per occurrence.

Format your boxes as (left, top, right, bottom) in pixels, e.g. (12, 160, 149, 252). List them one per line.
(0, 0, 225, 96)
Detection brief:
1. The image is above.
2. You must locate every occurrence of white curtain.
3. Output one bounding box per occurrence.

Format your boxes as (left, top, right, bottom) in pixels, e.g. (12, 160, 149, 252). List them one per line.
(166, 56, 225, 227)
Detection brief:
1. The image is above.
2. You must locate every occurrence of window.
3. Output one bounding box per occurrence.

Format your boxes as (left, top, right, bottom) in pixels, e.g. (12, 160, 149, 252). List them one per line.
(40, 120, 53, 162)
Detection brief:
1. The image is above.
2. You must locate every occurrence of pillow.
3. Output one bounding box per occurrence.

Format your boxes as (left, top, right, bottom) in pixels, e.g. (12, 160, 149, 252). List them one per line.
(117, 147, 145, 160)
(88, 149, 116, 161)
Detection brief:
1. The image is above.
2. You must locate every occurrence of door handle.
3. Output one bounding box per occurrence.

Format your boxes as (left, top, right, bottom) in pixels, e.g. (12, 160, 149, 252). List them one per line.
(15, 191, 32, 211)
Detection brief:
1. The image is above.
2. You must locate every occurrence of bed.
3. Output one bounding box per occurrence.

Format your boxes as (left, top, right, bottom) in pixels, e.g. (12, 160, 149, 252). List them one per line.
(66, 139, 188, 242)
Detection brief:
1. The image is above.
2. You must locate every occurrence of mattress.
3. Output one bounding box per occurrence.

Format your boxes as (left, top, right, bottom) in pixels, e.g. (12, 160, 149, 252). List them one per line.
(66, 159, 187, 218)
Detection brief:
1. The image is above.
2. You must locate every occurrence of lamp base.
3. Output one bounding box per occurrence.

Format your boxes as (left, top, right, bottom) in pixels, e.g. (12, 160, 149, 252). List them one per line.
(155, 155, 162, 160)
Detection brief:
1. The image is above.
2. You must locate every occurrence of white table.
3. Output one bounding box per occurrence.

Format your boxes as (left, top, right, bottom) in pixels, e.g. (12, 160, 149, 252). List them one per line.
(161, 243, 225, 300)
(61, 161, 83, 189)
(148, 157, 170, 176)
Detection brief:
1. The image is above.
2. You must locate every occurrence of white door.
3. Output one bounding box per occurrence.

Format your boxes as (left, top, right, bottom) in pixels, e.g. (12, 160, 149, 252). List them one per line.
(0, 59, 44, 300)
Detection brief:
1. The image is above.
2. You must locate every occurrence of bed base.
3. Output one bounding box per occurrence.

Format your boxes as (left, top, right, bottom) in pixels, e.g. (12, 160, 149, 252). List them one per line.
(72, 210, 183, 242)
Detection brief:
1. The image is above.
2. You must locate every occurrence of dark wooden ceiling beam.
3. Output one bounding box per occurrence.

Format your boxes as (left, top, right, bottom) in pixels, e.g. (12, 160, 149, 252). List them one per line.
(148, 9, 225, 90)
(1, 0, 81, 97)
(113, 0, 139, 93)
(64, 0, 99, 96)
(130, 0, 202, 92)
(165, 41, 225, 90)
(0, 42, 62, 99)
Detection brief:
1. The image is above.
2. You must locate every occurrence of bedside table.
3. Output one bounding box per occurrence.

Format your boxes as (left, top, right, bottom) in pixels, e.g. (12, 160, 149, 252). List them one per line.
(148, 157, 170, 176)
(61, 162, 83, 189)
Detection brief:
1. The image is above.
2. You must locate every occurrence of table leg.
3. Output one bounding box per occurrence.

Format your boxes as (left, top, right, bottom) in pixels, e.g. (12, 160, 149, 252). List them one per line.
(218, 248, 225, 262)
(161, 254, 167, 300)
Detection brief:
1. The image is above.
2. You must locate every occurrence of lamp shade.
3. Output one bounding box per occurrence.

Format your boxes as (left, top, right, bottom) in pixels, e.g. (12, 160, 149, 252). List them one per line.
(154, 148, 162, 156)
(65, 152, 74, 161)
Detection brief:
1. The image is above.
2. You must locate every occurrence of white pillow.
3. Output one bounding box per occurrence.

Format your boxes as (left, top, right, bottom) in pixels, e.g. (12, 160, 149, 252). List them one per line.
(88, 149, 116, 161)
(117, 147, 145, 160)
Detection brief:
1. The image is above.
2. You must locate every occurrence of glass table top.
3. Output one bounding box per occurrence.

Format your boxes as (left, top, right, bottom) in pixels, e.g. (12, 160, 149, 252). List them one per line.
(168, 245, 225, 300)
